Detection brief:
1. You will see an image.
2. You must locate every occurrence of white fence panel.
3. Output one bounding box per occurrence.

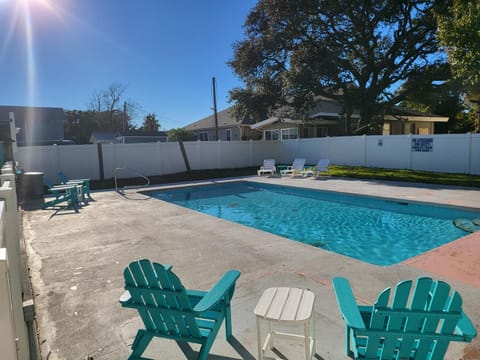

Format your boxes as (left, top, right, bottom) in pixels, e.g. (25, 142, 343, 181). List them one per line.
(296, 138, 329, 165)
(411, 134, 470, 173)
(328, 136, 365, 166)
(102, 143, 185, 179)
(277, 140, 300, 164)
(185, 141, 222, 170)
(471, 134, 480, 175)
(365, 135, 411, 169)
(0, 248, 17, 360)
(57, 145, 99, 180)
(16, 146, 59, 181)
(251, 141, 283, 166)
(218, 141, 253, 168)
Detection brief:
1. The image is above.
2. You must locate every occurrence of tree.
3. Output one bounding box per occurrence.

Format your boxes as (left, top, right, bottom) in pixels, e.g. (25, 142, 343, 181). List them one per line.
(64, 110, 97, 144)
(140, 113, 160, 132)
(88, 83, 140, 131)
(435, 0, 480, 132)
(167, 128, 197, 142)
(229, 0, 442, 133)
(397, 62, 477, 133)
(435, 1, 480, 88)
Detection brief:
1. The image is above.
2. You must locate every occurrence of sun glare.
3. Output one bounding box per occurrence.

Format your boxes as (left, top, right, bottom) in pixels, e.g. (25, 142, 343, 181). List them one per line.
(0, 0, 65, 106)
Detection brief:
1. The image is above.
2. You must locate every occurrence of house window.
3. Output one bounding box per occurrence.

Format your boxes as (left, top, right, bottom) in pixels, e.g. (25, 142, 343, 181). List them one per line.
(225, 129, 231, 141)
(281, 128, 298, 140)
(418, 127, 429, 135)
(199, 132, 208, 141)
(264, 130, 279, 141)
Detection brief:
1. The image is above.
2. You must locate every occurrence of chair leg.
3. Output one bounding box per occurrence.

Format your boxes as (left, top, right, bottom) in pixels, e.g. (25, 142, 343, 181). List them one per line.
(129, 329, 153, 360)
(198, 336, 216, 360)
(225, 304, 232, 339)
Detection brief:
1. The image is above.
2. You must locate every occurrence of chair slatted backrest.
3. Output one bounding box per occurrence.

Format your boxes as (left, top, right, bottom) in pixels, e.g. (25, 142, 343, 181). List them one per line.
(123, 260, 201, 339)
(263, 159, 275, 170)
(366, 277, 463, 360)
(316, 159, 330, 171)
(292, 158, 306, 170)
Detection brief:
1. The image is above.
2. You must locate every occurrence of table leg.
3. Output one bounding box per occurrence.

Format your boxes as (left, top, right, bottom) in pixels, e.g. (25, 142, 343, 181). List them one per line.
(256, 317, 263, 360)
(304, 322, 310, 360)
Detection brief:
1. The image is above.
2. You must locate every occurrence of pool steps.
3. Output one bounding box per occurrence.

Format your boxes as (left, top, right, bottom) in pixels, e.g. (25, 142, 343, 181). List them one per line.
(453, 218, 480, 233)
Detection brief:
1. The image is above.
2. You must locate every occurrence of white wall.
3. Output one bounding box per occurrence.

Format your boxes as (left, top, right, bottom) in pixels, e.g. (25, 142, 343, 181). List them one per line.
(15, 134, 480, 181)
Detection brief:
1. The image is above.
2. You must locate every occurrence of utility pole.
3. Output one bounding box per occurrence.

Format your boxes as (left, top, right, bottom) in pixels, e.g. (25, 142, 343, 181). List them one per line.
(123, 101, 127, 132)
(212, 77, 219, 141)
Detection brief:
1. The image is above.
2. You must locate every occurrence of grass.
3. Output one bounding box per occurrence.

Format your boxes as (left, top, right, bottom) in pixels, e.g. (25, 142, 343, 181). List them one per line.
(329, 166, 480, 188)
(90, 166, 480, 190)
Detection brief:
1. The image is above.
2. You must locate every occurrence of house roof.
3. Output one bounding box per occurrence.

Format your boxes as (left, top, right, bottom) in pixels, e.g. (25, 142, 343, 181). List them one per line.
(184, 107, 255, 131)
(90, 131, 117, 142)
(384, 106, 449, 123)
(0, 105, 66, 123)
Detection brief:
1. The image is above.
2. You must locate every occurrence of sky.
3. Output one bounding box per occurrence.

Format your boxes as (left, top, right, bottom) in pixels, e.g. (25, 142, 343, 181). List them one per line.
(0, 0, 258, 129)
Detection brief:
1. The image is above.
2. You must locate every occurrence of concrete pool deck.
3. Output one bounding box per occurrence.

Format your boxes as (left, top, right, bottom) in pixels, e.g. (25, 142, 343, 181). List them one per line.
(21, 176, 480, 359)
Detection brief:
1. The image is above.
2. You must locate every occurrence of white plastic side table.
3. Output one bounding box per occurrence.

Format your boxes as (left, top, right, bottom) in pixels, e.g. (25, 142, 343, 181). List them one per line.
(254, 287, 316, 360)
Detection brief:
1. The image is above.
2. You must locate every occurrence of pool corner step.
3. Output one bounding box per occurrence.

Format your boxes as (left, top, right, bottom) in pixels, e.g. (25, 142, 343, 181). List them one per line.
(453, 219, 480, 233)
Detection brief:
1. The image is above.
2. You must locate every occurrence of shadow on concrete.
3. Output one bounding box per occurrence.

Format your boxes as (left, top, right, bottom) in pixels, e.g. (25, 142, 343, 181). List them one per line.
(176, 336, 256, 360)
(270, 347, 326, 360)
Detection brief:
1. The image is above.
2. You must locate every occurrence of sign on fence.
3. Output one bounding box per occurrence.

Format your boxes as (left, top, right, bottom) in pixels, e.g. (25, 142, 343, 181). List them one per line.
(411, 138, 433, 152)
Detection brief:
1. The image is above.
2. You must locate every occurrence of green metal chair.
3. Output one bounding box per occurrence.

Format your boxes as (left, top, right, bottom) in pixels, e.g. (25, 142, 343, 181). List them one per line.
(332, 277, 477, 360)
(120, 259, 241, 360)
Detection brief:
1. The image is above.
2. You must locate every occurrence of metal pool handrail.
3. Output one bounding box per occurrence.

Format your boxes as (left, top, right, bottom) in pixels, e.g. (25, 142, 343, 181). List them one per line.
(114, 167, 150, 193)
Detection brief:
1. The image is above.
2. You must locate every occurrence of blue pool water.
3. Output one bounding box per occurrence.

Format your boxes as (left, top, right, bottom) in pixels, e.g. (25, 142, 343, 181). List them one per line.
(147, 181, 479, 265)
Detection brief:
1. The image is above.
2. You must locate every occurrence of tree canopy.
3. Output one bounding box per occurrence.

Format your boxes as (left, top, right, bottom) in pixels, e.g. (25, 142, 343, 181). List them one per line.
(435, 0, 480, 92)
(167, 128, 197, 142)
(140, 113, 160, 132)
(229, 0, 442, 133)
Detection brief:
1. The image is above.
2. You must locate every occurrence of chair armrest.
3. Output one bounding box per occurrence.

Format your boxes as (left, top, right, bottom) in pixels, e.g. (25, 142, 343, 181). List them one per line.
(456, 311, 477, 341)
(332, 277, 366, 330)
(193, 270, 240, 313)
(119, 290, 132, 305)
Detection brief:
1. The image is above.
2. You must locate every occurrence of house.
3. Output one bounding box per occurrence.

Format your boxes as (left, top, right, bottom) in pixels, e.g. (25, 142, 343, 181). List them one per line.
(90, 131, 117, 144)
(251, 96, 361, 140)
(250, 97, 448, 140)
(90, 130, 168, 144)
(0, 106, 66, 146)
(382, 107, 449, 135)
(183, 108, 261, 141)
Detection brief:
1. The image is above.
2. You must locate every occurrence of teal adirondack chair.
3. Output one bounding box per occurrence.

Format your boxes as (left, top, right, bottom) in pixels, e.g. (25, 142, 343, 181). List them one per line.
(43, 175, 81, 208)
(332, 277, 477, 360)
(120, 259, 241, 360)
(58, 171, 92, 200)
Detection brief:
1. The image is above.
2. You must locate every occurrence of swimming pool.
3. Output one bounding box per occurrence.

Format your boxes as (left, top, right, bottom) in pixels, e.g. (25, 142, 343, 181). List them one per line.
(147, 181, 479, 266)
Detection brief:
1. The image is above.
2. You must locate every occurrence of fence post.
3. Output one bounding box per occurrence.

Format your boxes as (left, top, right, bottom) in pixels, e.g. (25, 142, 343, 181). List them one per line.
(363, 135, 367, 167)
(408, 134, 413, 170)
(0, 248, 18, 360)
(468, 132, 473, 174)
(249, 139, 254, 167)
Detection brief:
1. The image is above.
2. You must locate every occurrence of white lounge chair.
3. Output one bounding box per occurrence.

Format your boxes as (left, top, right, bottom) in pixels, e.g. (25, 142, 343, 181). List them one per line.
(280, 158, 306, 176)
(257, 159, 277, 176)
(302, 159, 330, 178)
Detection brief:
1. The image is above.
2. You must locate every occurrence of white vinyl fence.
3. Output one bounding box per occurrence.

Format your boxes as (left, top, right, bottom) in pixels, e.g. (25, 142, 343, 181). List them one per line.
(15, 133, 480, 182)
(0, 163, 30, 360)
